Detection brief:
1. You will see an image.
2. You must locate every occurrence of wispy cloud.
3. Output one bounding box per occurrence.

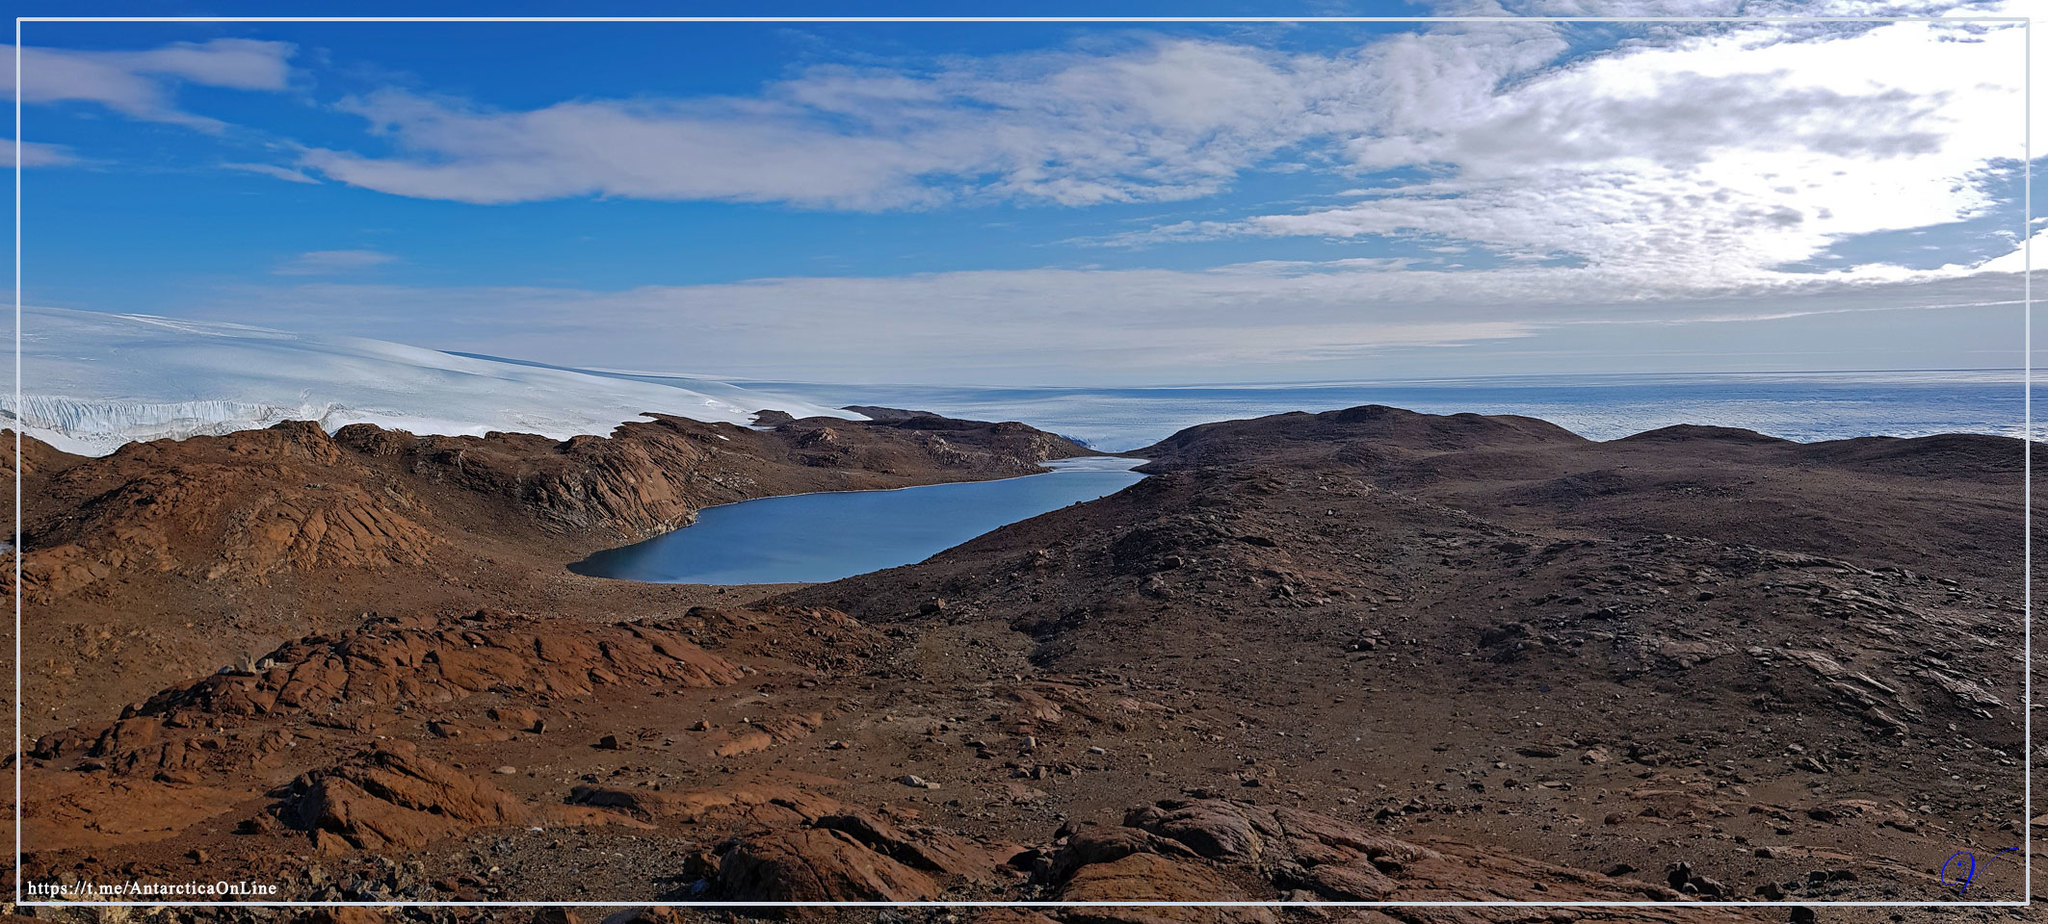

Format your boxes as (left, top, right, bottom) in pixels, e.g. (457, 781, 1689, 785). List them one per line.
(297, 38, 1391, 209)
(5, 139, 76, 167)
(223, 162, 321, 184)
(18, 7, 2034, 386)
(183, 256, 2029, 385)
(1096, 14, 2030, 298)
(286, 11, 2029, 297)
(1, 39, 294, 131)
(272, 249, 397, 276)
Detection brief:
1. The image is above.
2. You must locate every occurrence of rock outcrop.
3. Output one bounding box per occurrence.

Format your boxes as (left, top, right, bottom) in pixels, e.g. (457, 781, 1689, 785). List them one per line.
(1043, 799, 1770, 922)
(714, 808, 1014, 903)
(284, 743, 536, 851)
(23, 422, 438, 599)
(337, 412, 1089, 541)
(17, 410, 1087, 738)
(21, 412, 1092, 604)
(29, 609, 749, 772)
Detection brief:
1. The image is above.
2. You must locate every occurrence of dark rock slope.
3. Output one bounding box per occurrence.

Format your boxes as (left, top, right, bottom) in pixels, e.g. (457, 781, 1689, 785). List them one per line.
(785, 405, 2035, 905)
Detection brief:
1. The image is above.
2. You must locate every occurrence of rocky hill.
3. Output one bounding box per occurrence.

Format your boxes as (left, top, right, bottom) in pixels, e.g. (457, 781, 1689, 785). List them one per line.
(783, 405, 2036, 906)
(10, 405, 2038, 919)
(13, 410, 1088, 735)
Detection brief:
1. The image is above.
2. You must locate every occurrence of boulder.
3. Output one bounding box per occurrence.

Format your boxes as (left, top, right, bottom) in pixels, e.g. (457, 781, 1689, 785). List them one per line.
(1058, 853, 1273, 924)
(283, 743, 529, 851)
(716, 828, 940, 902)
(1126, 799, 1272, 862)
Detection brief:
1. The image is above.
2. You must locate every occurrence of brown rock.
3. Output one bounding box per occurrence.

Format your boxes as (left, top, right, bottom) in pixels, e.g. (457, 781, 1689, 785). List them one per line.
(489, 706, 543, 732)
(134, 612, 745, 722)
(1301, 861, 1402, 900)
(283, 743, 529, 850)
(1058, 853, 1273, 924)
(1042, 823, 1201, 884)
(716, 828, 940, 902)
(713, 731, 774, 757)
(968, 911, 1060, 924)
(299, 910, 392, 924)
(598, 909, 685, 924)
(814, 810, 1003, 880)
(571, 781, 840, 825)
(1125, 799, 1271, 862)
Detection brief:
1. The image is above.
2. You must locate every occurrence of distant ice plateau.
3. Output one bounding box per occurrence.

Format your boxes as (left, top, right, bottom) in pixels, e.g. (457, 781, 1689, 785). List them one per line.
(3, 307, 857, 457)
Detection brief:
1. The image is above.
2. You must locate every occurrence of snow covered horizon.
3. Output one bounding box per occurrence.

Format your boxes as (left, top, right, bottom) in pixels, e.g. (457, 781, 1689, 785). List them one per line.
(3, 306, 860, 457)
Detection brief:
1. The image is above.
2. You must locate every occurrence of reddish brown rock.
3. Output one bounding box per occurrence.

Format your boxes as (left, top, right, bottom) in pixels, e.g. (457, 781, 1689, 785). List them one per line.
(813, 810, 1008, 880)
(25, 423, 438, 599)
(1126, 800, 1272, 863)
(1057, 853, 1273, 924)
(295, 909, 393, 924)
(569, 780, 842, 826)
(716, 827, 941, 902)
(1048, 800, 1743, 915)
(711, 804, 1012, 904)
(284, 743, 530, 851)
(17, 412, 1084, 735)
(22, 771, 243, 852)
(334, 412, 1087, 542)
(1298, 861, 1401, 900)
(968, 911, 1060, 924)
(1041, 823, 1202, 884)
(144, 612, 745, 720)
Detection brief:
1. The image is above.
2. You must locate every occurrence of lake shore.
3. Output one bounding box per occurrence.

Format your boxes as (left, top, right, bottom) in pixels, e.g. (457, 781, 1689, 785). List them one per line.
(569, 456, 1145, 584)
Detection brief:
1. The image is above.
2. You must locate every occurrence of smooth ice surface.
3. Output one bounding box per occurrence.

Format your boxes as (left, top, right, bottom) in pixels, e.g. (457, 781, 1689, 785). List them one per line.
(570, 457, 1147, 584)
(5, 307, 858, 456)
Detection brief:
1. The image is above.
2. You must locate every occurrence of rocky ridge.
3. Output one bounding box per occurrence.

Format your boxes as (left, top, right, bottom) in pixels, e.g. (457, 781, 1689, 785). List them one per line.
(13, 410, 1088, 733)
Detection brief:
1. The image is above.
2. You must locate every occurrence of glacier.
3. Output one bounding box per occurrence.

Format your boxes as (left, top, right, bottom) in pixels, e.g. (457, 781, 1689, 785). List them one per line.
(3, 306, 859, 457)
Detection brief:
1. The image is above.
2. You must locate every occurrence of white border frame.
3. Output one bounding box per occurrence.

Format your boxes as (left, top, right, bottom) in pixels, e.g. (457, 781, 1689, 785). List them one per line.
(4, 12, 2031, 909)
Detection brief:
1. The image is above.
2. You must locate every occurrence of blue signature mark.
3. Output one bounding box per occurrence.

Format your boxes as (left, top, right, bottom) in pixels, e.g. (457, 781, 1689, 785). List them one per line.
(1939, 847, 2019, 895)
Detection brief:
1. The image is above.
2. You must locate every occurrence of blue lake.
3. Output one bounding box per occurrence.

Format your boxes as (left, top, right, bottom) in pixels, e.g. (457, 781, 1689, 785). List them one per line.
(569, 456, 1146, 585)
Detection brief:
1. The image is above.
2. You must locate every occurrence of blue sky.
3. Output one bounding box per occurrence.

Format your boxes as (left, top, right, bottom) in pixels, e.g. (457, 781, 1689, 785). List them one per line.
(7, 1, 2041, 385)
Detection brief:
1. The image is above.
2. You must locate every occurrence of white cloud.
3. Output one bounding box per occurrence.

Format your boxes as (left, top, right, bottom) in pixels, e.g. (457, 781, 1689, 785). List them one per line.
(1969, 228, 2046, 275)
(19, 11, 2027, 385)
(223, 162, 321, 184)
(1, 39, 294, 130)
(298, 38, 1409, 208)
(180, 254, 2027, 385)
(1108, 15, 2030, 297)
(291, 13, 2029, 294)
(272, 249, 397, 276)
(4, 139, 75, 167)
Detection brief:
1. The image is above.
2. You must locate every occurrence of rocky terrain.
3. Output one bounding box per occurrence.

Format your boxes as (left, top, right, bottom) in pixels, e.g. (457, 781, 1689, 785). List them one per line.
(6, 405, 2039, 923)
(12, 411, 1086, 732)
